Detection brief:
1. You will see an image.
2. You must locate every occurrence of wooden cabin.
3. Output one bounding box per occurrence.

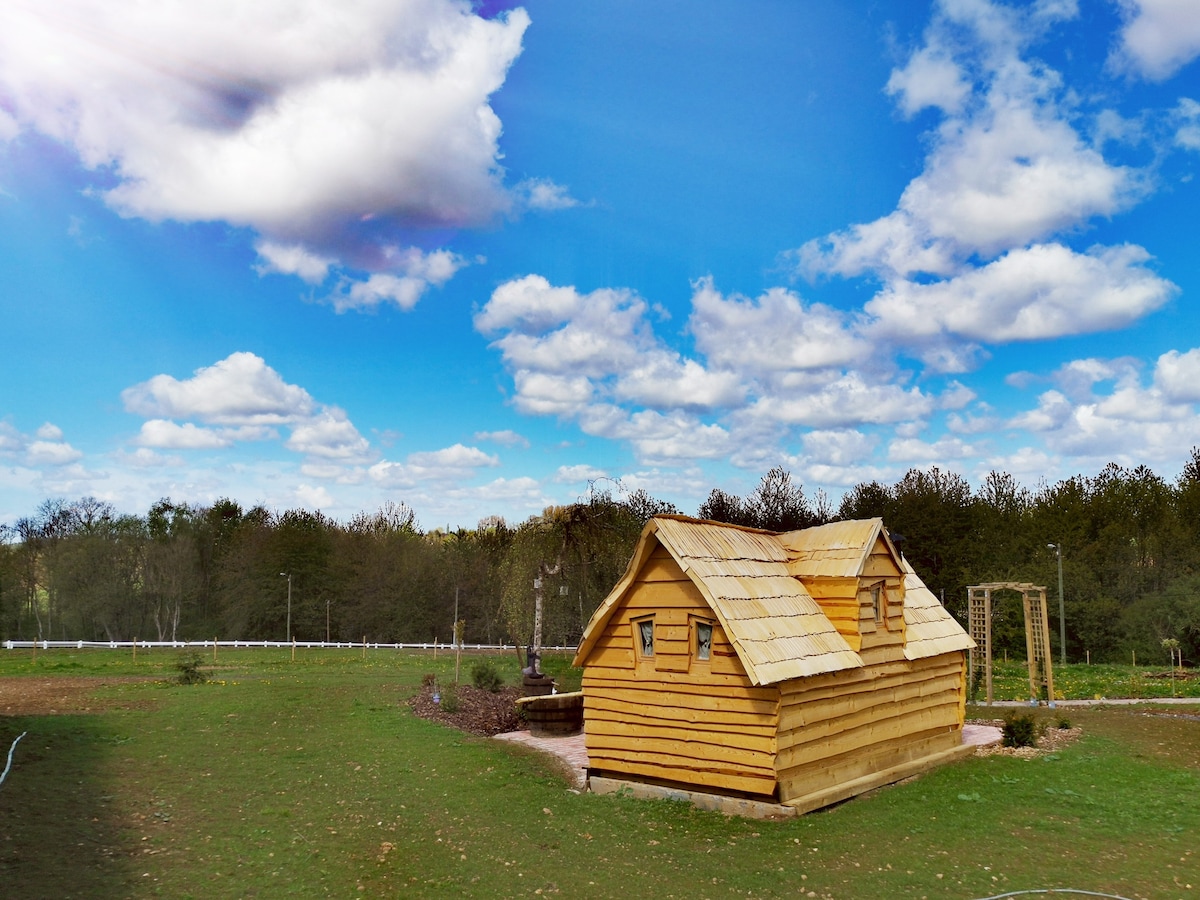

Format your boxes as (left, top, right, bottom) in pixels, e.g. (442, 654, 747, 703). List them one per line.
(571, 515, 975, 814)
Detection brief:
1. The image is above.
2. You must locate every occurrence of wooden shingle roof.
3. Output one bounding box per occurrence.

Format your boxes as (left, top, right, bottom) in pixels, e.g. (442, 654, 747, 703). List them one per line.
(574, 517, 862, 686)
(778, 518, 900, 578)
(900, 559, 976, 660)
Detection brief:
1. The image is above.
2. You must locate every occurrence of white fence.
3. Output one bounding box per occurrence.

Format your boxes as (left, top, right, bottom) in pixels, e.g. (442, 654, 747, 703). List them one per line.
(2, 640, 578, 652)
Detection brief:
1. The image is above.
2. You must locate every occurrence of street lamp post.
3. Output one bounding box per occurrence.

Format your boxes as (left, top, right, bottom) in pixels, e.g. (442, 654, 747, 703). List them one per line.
(1047, 543, 1065, 666)
(280, 572, 291, 643)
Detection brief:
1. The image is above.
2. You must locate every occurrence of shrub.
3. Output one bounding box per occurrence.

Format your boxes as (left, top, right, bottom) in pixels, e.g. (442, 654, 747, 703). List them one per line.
(1002, 712, 1040, 748)
(175, 652, 207, 685)
(470, 660, 504, 693)
(439, 683, 459, 713)
(421, 673, 437, 689)
(1056, 716, 1072, 730)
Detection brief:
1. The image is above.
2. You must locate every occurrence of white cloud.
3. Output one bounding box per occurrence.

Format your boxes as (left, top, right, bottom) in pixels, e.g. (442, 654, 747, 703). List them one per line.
(888, 435, 978, 462)
(123, 352, 315, 426)
(135, 419, 232, 450)
(1005, 351, 1200, 467)
(407, 444, 499, 470)
(254, 241, 335, 283)
(1110, 0, 1200, 80)
(474, 429, 530, 448)
(284, 408, 374, 462)
(516, 178, 581, 211)
(294, 484, 334, 510)
(746, 374, 935, 428)
(475, 274, 587, 335)
(554, 464, 607, 483)
(0, 0, 530, 305)
(886, 43, 970, 117)
(614, 354, 744, 411)
(0, 420, 84, 467)
(25, 440, 84, 466)
(0, 422, 25, 455)
(116, 447, 185, 468)
(1175, 98, 1200, 151)
(1155, 348, 1200, 401)
(332, 249, 466, 312)
(800, 429, 877, 467)
(864, 243, 1176, 370)
(688, 279, 870, 376)
(368, 443, 499, 491)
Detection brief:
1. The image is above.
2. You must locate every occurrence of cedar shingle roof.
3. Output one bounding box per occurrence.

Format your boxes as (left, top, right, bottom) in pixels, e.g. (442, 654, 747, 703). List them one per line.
(901, 559, 976, 660)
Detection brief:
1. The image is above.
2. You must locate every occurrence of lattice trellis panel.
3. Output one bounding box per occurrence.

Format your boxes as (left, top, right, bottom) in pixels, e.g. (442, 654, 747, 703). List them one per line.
(966, 583, 1054, 707)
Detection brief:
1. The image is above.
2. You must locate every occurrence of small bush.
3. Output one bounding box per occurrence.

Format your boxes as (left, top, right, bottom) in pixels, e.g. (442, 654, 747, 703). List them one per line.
(421, 673, 437, 689)
(1056, 716, 1072, 730)
(1002, 712, 1040, 748)
(175, 652, 207, 685)
(439, 683, 459, 713)
(470, 660, 504, 692)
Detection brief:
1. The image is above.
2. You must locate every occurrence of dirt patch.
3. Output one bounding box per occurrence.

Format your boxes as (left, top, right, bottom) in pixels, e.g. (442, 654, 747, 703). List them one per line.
(408, 683, 522, 736)
(969, 718, 1083, 758)
(0, 676, 160, 716)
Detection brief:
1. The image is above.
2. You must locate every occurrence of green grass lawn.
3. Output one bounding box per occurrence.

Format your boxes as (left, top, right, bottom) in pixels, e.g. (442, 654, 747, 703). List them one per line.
(1, 649, 1197, 899)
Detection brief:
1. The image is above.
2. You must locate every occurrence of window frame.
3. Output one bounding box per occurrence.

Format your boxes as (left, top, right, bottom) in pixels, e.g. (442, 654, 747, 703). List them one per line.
(694, 619, 714, 662)
(632, 615, 655, 659)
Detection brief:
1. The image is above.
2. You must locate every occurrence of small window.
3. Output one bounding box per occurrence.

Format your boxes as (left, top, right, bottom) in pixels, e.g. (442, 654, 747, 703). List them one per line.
(695, 621, 713, 661)
(872, 584, 885, 623)
(636, 618, 655, 657)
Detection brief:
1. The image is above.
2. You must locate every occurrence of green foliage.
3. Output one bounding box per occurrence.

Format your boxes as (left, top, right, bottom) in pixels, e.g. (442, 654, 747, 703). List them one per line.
(438, 682, 459, 713)
(1001, 712, 1040, 748)
(470, 660, 503, 692)
(174, 651, 207, 685)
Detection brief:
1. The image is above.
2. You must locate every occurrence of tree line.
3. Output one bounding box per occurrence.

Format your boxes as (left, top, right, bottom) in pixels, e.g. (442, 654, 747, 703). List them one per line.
(2, 457, 1199, 665)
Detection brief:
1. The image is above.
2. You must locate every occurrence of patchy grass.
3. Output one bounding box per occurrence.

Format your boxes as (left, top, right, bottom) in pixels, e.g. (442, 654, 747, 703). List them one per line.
(1, 650, 1197, 898)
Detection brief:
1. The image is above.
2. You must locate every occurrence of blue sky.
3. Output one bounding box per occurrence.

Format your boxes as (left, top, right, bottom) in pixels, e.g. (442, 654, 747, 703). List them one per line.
(2, 0, 1200, 530)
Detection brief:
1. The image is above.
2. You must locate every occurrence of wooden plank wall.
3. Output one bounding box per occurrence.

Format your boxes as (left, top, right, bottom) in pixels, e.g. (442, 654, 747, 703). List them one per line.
(583, 546, 781, 797)
(774, 652, 966, 805)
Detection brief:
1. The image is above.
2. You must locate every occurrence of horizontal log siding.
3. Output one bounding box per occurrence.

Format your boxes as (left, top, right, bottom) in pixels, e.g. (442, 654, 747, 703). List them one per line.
(774, 652, 966, 805)
(803, 578, 861, 650)
(582, 547, 780, 797)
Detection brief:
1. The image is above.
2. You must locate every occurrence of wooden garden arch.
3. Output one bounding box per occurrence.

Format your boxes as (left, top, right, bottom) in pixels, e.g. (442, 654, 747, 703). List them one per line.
(967, 582, 1055, 706)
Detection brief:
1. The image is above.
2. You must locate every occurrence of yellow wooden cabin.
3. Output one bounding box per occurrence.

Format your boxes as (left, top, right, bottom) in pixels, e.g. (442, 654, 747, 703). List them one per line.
(571, 515, 975, 814)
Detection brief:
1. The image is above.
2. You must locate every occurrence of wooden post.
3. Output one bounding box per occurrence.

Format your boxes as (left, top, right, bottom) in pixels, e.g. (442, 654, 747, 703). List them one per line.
(362, 636, 367, 660)
(132, 638, 137, 664)
(31, 640, 36, 665)
(213, 638, 217, 664)
(291, 638, 296, 662)
(1133, 649, 1136, 666)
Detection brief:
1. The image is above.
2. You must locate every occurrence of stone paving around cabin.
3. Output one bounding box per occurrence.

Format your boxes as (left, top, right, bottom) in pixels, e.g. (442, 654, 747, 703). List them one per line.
(493, 724, 1003, 793)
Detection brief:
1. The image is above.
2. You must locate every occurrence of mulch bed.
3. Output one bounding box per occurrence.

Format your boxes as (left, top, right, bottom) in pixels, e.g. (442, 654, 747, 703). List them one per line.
(408, 683, 523, 736)
(968, 718, 1083, 757)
